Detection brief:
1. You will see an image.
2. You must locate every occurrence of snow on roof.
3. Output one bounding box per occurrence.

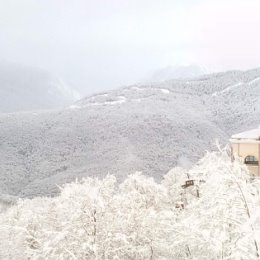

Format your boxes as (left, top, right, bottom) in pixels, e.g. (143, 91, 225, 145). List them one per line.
(231, 127, 260, 140)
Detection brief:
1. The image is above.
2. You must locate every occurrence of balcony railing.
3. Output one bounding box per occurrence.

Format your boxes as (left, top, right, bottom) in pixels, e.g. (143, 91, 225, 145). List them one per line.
(245, 161, 259, 165)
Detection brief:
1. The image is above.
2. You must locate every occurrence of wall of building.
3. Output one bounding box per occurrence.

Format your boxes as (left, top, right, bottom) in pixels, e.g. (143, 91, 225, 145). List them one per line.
(231, 141, 260, 177)
(232, 143, 259, 159)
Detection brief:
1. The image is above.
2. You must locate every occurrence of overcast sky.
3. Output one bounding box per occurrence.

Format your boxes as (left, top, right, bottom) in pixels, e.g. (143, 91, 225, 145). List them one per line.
(0, 0, 260, 95)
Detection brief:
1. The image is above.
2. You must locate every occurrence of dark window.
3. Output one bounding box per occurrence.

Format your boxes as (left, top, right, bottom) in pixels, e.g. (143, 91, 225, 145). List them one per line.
(244, 155, 259, 165)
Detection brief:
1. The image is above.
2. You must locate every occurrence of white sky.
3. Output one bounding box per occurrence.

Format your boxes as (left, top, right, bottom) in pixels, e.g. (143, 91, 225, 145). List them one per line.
(0, 0, 260, 95)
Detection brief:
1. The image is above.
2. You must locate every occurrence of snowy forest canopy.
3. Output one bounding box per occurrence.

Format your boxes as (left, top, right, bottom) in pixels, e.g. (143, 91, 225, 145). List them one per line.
(0, 149, 259, 260)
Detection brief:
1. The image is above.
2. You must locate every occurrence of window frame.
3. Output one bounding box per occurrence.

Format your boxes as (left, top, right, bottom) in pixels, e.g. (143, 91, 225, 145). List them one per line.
(244, 155, 259, 165)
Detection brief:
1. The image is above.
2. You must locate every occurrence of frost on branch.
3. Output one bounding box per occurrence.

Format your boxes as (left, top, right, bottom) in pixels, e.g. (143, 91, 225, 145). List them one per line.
(0, 151, 259, 259)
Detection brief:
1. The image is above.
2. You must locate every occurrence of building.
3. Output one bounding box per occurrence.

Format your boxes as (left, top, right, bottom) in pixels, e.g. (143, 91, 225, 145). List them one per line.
(230, 127, 260, 177)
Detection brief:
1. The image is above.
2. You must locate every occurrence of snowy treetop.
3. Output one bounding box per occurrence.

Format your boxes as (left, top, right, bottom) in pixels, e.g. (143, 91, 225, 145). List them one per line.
(0, 150, 259, 259)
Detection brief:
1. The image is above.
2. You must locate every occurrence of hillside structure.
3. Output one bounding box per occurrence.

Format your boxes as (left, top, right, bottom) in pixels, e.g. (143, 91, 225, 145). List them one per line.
(230, 127, 260, 177)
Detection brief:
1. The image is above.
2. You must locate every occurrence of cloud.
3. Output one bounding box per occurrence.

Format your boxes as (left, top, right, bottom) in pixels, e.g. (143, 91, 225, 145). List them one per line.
(0, 0, 259, 94)
(184, 0, 260, 70)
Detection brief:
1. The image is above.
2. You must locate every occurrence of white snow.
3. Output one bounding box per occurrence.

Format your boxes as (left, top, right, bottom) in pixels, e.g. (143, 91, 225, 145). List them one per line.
(231, 127, 260, 140)
(132, 86, 170, 94)
(104, 99, 126, 105)
(103, 96, 126, 105)
(212, 82, 243, 97)
(1, 151, 259, 259)
(212, 76, 260, 97)
(248, 77, 260, 85)
(131, 86, 145, 91)
(70, 96, 126, 108)
(160, 88, 170, 94)
(68, 105, 81, 110)
(1, 68, 260, 201)
(92, 93, 108, 98)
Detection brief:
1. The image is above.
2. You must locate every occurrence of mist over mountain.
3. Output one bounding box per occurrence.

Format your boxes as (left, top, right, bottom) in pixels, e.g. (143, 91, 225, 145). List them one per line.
(0, 68, 259, 200)
(0, 61, 80, 113)
(149, 64, 208, 82)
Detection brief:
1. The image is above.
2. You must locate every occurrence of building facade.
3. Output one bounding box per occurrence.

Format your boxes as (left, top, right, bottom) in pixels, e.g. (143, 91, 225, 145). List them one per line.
(230, 128, 260, 177)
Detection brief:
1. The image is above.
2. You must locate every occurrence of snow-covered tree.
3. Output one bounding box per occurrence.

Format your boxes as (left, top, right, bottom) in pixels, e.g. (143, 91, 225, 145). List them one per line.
(0, 150, 259, 259)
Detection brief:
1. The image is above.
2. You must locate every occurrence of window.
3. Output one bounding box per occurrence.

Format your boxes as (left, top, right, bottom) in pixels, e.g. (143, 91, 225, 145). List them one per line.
(244, 155, 259, 165)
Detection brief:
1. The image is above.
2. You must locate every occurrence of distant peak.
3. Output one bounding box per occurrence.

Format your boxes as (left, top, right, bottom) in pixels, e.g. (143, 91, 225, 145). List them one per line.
(149, 64, 209, 82)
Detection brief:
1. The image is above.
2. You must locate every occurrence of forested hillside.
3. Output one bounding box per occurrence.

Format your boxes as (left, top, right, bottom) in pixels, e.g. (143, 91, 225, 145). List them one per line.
(0, 68, 259, 198)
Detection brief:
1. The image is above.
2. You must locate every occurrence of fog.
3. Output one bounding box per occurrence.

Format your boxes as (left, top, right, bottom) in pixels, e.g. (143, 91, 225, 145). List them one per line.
(1, 0, 260, 96)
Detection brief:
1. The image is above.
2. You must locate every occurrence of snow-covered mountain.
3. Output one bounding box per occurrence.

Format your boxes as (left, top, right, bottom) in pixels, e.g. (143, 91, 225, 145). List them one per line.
(149, 64, 208, 82)
(0, 61, 80, 113)
(0, 68, 259, 199)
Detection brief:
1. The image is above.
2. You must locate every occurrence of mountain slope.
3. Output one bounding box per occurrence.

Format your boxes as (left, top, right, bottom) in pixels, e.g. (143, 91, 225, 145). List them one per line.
(0, 61, 80, 113)
(0, 68, 259, 199)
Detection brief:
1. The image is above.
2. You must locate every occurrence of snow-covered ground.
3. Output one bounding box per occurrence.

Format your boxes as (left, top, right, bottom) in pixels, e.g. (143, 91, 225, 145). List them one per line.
(212, 82, 243, 96)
